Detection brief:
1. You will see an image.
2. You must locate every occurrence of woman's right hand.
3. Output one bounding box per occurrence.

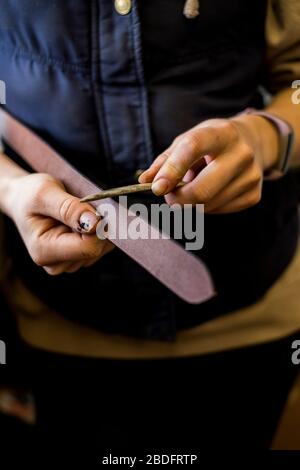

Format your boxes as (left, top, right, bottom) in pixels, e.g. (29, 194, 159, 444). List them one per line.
(5, 172, 113, 275)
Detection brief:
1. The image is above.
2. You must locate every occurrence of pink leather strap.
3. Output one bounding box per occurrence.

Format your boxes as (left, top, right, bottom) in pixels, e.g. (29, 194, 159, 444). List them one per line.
(0, 109, 215, 304)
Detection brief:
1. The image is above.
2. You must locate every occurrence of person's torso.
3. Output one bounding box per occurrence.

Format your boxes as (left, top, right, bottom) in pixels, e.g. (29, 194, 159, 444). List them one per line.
(1, 0, 299, 340)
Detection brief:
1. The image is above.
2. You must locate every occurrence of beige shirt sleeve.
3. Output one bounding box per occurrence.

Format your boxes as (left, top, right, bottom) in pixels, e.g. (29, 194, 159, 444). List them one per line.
(266, 0, 300, 93)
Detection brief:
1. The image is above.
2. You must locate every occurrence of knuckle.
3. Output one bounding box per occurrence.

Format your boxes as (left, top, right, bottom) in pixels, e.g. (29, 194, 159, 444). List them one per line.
(181, 134, 199, 155)
(38, 173, 58, 184)
(200, 125, 223, 149)
(29, 245, 44, 267)
(173, 133, 185, 146)
(59, 197, 78, 224)
(44, 266, 63, 276)
(31, 183, 49, 208)
(31, 253, 42, 267)
(240, 143, 255, 164)
(165, 159, 183, 179)
(93, 242, 105, 258)
(81, 240, 103, 260)
(30, 174, 59, 209)
(225, 121, 240, 141)
(33, 174, 57, 197)
(173, 135, 182, 146)
(250, 165, 262, 185)
(32, 254, 45, 267)
(247, 189, 261, 207)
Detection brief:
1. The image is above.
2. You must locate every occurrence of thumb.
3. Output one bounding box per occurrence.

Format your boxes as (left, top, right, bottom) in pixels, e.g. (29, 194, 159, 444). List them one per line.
(42, 184, 100, 233)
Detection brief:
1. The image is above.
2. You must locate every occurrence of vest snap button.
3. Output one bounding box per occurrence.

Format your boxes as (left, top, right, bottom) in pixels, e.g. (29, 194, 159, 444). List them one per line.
(115, 0, 132, 16)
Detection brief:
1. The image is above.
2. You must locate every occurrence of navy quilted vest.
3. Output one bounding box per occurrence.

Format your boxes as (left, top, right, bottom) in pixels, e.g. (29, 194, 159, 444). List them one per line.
(0, 0, 299, 340)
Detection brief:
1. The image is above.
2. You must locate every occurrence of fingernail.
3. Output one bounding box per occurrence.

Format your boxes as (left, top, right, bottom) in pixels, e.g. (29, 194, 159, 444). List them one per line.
(79, 211, 99, 232)
(138, 169, 149, 183)
(152, 178, 170, 196)
(135, 169, 146, 181)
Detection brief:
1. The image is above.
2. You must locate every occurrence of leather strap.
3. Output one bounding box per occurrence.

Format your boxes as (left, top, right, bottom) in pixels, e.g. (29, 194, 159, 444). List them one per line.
(0, 109, 215, 304)
(239, 108, 294, 177)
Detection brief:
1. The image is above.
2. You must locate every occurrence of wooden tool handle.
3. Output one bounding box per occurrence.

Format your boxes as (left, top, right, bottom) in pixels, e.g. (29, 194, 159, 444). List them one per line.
(80, 181, 185, 203)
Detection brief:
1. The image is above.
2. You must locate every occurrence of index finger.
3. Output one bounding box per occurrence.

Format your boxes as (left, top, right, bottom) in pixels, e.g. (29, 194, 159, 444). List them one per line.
(36, 227, 104, 266)
(151, 126, 228, 196)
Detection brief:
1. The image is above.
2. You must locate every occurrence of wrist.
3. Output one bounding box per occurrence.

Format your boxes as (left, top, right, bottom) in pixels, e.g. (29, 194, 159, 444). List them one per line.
(0, 175, 21, 218)
(231, 114, 280, 172)
(0, 156, 28, 218)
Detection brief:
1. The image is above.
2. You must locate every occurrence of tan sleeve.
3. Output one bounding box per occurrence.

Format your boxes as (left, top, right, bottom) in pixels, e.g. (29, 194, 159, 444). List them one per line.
(266, 0, 300, 93)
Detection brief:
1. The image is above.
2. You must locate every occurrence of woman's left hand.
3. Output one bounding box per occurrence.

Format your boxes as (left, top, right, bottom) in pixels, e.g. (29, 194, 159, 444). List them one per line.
(139, 116, 279, 213)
